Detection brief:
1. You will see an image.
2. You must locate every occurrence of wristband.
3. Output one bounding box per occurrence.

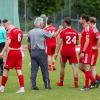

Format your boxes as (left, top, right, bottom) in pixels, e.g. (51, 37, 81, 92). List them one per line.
(82, 51, 85, 53)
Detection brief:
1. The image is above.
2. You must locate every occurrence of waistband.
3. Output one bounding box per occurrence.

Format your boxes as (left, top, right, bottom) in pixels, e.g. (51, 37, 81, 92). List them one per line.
(9, 47, 21, 50)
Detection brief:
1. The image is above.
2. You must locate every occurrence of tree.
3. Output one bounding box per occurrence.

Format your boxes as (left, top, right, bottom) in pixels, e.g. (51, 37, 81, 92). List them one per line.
(28, 0, 64, 16)
(72, 0, 100, 17)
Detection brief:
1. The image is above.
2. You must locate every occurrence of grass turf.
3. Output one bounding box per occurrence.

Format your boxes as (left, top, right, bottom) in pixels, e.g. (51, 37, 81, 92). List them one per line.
(0, 40, 100, 100)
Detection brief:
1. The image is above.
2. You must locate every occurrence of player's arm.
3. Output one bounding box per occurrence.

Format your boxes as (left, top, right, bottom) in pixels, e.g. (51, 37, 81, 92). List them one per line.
(97, 35, 100, 48)
(0, 38, 11, 56)
(82, 34, 89, 52)
(95, 33, 100, 48)
(52, 25, 63, 37)
(80, 34, 89, 58)
(54, 37, 63, 59)
(43, 25, 63, 38)
(27, 34, 31, 54)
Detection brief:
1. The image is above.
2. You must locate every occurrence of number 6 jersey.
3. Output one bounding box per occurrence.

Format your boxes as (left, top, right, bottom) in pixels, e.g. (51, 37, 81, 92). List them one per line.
(60, 27, 79, 56)
(7, 28, 23, 48)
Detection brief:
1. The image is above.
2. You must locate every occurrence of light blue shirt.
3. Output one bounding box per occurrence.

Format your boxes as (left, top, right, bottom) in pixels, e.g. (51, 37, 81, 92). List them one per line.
(0, 26, 6, 43)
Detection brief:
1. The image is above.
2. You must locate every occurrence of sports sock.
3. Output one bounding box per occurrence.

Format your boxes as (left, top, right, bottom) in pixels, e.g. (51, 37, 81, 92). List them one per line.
(60, 74, 64, 82)
(1, 76, 8, 86)
(74, 77, 78, 88)
(18, 75, 24, 87)
(85, 71, 90, 88)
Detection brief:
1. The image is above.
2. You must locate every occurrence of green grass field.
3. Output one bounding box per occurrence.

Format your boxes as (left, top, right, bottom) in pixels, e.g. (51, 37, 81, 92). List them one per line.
(0, 38, 100, 100)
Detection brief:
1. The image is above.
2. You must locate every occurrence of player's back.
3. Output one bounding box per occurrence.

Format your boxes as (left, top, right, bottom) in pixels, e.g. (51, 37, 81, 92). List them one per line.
(44, 25, 57, 46)
(9, 28, 23, 48)
(60, 27, 78, 56)
(60, 27, 78, 46)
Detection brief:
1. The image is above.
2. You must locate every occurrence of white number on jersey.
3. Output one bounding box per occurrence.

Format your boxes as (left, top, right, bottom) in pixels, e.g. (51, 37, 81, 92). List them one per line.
(49, 30, 55, 34)
(66, 36, 76, 44)
(18, 33, 21, 42)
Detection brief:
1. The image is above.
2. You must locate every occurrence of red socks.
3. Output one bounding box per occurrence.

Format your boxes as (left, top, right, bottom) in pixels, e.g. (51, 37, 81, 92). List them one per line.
(18, 75, 24, 87)
(1, 76, 8, 86)
(74, 77, 78, 88)
(85, 71, 90, 88)
(60, 74, 64, 82)
(1, 75, 24, 88)
(85, 71, 96, 88)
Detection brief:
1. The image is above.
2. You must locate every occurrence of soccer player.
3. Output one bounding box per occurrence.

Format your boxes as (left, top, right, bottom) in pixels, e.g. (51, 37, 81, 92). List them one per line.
(0, 20, 25, 93)
(79, 15, 99, 91)
(55, 18, 79, 88)
(44, 19, 57, 71)
(89, 17, 100, 83)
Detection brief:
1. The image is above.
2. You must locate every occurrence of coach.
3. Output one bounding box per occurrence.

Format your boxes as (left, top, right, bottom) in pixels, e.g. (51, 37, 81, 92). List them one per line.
(0, 19, 6, 76)
(27, 17, 62, 90)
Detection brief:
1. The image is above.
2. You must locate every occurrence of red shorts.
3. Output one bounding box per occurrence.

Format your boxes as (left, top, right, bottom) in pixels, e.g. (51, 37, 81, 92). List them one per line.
(4, 50, 22, 70)
(91, 49, 98, 66)
(47, 46, 56, 55)
(79, 53, 92, 64)
(61, 55, 78, 64)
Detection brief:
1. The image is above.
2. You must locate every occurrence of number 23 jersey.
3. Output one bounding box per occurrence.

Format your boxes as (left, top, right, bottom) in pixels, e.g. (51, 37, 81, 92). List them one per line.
(7, 28, 23, 48)
(60, 27, 78, 56)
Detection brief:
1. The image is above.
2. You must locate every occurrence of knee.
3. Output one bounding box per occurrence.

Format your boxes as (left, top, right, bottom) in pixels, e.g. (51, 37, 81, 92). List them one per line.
(79, 66, 82, 71)
(3, 69, 8, 76)
(16, 70, 22, 76)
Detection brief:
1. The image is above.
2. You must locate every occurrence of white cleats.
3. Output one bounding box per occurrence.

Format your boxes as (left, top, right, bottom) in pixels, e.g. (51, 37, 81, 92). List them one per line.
(16, 88, 25, 93)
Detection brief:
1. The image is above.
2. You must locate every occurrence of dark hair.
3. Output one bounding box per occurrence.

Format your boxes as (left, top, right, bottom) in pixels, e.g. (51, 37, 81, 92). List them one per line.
(80, 14, 89, 22)
(89, 17, 96, 24)
(0, 19, 1, 24)
(47, 19, 52, 25)
(64, 17, 71, 26)
(3, 19, 8, 23)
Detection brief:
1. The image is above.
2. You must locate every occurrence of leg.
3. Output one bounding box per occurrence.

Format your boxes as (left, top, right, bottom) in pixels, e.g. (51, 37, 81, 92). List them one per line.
(38, 51, 51, 89)
(0, 43, 5, 76)
(72, 63, 78, 88)
(0, 68, 9, 92)
(56, 58, 66, 86)
(51, 55, 56, 70)
(16, 70, 24, 88)
(30, 58, 39, 89)
(0, 58, 4, 76)
(91, 66, 96, 79)
(16, 69, 25, 93)
(79, 63, 90, 90)
(48, 55, 52, 71)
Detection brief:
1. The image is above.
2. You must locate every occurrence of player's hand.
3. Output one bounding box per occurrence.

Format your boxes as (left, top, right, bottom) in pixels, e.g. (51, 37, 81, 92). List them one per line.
(79, 52, 84, 58)
(58, 25, 63, 31)
(54, 53, 58, 60)
(89, 66, 94, 71)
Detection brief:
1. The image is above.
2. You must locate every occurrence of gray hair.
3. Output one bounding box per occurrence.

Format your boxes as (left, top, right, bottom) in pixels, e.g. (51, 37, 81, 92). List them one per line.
(34, 17, 44, 25)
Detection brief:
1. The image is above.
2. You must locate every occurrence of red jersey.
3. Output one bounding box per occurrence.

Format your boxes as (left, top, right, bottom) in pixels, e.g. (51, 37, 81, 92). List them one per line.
(80, 26, 93, 53)
(44, 25, 57, 46)
(60, 27, 78, 56)
(7, 28, 23, 48)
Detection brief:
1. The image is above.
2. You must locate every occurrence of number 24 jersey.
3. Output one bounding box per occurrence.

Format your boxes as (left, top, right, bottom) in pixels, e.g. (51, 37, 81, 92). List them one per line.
(60, 27, 78, 56)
